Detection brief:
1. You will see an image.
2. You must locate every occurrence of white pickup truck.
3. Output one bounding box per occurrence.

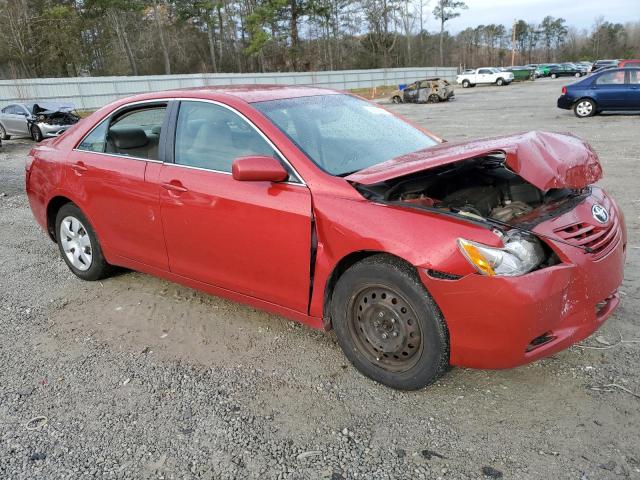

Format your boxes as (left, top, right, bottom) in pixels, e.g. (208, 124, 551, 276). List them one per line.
(456, 68, 514, 88)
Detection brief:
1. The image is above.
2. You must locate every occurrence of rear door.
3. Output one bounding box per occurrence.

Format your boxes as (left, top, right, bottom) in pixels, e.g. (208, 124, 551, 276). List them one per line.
(68, 102, 170, 269)
(158, 100, 312, 313)
(592, 70, 628, 108)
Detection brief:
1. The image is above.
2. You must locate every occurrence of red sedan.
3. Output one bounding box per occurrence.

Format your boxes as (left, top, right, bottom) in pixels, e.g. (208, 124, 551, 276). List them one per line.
(26, 86, 626, 390)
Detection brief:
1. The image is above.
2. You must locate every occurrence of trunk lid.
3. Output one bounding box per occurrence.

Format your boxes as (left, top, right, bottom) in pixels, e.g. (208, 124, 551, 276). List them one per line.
(345, 131, 602, 192)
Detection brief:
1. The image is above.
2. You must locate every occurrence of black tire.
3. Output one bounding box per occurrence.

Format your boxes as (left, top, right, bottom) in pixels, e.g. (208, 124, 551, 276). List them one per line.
(496, 78, 504, 86)
(462, 80, 470, 88)
(573, 98, 596, 118)
(55, 203, 112, 281)
(0, 123, 10, 140)
(330, 255, 449, 390)
(574, 72, 581, 77)
(551, 73, 557, 79)
(30, 124, 43, 142)
(391, 96, 402, 104)
(428, 94, 440, 103)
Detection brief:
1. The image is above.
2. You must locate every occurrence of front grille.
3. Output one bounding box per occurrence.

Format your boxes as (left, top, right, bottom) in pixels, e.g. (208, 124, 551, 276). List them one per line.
(553, 209, 620, 259)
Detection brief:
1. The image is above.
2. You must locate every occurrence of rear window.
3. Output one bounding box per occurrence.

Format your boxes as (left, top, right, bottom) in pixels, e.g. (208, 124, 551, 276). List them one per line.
(596, 71, 625, 85)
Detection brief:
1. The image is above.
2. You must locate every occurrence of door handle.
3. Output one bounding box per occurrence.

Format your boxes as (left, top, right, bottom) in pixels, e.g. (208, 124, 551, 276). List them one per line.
(161, 181, 188, 193)
(71, 162, 88, 174)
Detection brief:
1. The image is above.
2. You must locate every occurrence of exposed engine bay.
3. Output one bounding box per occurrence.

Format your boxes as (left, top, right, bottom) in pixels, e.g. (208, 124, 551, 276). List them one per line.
(355, 154, 586, 226)
(31, 103, 80, 126)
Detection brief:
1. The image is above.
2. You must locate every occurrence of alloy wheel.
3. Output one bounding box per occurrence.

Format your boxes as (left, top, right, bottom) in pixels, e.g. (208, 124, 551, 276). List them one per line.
(348, 285, 423, 372)
(31, 125, 42, 142)
(59, 216, 93, 271)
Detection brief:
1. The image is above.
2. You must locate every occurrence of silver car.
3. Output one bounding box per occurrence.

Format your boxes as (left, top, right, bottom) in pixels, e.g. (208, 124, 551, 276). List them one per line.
(0, 103, 80, 142)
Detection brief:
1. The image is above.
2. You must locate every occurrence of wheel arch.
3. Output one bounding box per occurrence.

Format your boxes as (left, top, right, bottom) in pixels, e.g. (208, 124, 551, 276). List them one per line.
(322, 250, 418, 329)
(46, 195, 75, 241)
(573, 96, 597, 107)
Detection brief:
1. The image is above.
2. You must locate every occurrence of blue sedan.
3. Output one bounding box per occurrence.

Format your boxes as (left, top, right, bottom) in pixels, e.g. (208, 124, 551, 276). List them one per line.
(557, 67, 640, 117)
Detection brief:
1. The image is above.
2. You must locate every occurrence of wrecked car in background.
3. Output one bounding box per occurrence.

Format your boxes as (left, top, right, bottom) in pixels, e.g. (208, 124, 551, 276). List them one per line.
(391, 78, 455, 104)
(26, 86, 626, 391)
(0, 103, 80, 142)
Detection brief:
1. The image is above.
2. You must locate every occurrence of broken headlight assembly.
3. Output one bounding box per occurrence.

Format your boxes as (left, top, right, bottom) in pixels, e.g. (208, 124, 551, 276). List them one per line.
(457, 232, 545, 276)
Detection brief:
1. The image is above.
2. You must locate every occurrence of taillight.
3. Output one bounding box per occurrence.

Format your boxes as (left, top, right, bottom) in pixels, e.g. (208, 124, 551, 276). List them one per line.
(561, 86, 567, 95)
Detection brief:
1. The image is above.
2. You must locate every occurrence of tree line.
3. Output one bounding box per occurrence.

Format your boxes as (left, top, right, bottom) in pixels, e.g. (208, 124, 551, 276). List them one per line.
(0, 0, 638, 79)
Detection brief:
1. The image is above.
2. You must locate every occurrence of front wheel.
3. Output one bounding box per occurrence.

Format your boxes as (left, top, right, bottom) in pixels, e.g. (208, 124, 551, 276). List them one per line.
(551, 73, 558, 79)
(30, 124, 43, 142)
(331, 255, 449, 390)
(55, 203, 113, 281)
(574, 98, 596, 118)
(496, 78, 504, 86)
(428, 94, 440, 103)
(575, 72, 581, 77)
(391, 96, 402, 104)
(0, 123, 10, 140)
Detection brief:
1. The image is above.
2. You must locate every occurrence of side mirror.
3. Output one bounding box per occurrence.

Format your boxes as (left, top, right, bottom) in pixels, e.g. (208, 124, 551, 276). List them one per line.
(232, 155, 289, 182)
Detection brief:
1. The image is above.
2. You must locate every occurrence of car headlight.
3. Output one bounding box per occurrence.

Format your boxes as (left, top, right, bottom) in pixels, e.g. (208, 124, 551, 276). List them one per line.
(457, 232, 545, 276)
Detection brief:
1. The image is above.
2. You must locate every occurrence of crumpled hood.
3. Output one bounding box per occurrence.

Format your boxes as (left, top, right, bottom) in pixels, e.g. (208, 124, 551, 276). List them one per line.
(346, 131, 603, 191)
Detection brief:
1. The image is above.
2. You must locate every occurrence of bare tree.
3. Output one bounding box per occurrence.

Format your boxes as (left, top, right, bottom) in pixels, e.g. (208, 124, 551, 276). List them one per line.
(433, 0, 467, 65)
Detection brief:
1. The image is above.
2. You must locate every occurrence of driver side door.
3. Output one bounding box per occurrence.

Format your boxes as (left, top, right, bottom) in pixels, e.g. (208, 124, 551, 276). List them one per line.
(2, 105, 30, 135)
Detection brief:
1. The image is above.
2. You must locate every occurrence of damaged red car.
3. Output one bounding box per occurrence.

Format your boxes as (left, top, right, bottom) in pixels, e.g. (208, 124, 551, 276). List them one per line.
(26, 86, 626, 390)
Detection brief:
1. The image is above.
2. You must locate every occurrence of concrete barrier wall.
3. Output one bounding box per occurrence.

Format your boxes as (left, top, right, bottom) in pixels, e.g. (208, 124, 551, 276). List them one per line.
(0, 67, 457, 110)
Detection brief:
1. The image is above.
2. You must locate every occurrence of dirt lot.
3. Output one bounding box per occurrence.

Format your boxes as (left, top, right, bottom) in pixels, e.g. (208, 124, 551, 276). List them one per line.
(1, 77, 639, 480)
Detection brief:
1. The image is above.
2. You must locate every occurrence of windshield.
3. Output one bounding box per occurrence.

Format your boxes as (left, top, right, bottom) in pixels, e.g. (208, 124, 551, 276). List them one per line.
(253, 94, 438, 176)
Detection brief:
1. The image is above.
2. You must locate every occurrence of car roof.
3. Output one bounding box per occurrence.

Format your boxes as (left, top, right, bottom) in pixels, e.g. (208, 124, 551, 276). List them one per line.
(124, 84, 343, 104)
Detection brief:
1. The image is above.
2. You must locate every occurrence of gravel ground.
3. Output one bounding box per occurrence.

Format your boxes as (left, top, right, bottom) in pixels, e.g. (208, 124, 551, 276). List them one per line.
(1, 77, 639, 480)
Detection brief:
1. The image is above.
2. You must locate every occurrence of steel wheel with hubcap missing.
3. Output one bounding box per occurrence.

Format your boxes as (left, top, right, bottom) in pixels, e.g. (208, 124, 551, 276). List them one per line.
(331, 255, 449, 390)
(349, 285, 423, 372)
(574, 99, 595, 118)
(59, 216, 93, 271)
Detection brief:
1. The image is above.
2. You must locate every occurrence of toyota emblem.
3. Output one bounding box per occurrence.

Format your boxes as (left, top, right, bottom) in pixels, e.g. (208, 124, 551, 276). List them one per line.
(592, 204, 609, 224)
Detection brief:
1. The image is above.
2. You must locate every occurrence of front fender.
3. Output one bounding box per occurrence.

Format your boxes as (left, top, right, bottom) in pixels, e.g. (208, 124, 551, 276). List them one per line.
(308, 194, 502, 319)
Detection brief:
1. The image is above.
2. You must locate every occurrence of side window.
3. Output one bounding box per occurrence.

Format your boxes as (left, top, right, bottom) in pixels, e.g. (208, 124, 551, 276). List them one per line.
(78, 118, 109, 153)
(105, 106, 167, 160)
(478, 69, 490, 74)
(596, 72, 625, 85)
(629, 70, 640, 85)
(174, 101, 283, 175)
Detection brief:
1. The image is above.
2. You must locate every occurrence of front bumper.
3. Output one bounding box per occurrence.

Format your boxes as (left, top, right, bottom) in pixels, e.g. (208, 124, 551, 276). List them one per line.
(37, 122, 72, 138)
(421, 191, 626, 369)
(557, 95, 574, 110)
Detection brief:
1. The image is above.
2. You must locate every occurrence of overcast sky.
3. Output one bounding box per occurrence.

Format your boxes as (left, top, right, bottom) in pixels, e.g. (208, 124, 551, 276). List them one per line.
(443, 0, 638, 32)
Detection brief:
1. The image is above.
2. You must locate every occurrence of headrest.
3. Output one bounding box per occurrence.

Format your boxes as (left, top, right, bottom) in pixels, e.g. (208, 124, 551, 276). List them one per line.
(108, 127, 149, 149)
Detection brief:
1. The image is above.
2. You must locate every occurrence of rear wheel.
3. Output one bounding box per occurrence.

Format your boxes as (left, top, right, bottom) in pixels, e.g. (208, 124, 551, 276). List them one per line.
(391, 96, 402, 104)
(30, 124, 43, 142)
(551, 73, 558, 79)
(0, 123, 10, 140)
(55, 203, 112, 281)
(462, 80, 470, 88)
(428, 94, 440, 103)
(331, 255, 449, 390)
(574, 98, 596, 118)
